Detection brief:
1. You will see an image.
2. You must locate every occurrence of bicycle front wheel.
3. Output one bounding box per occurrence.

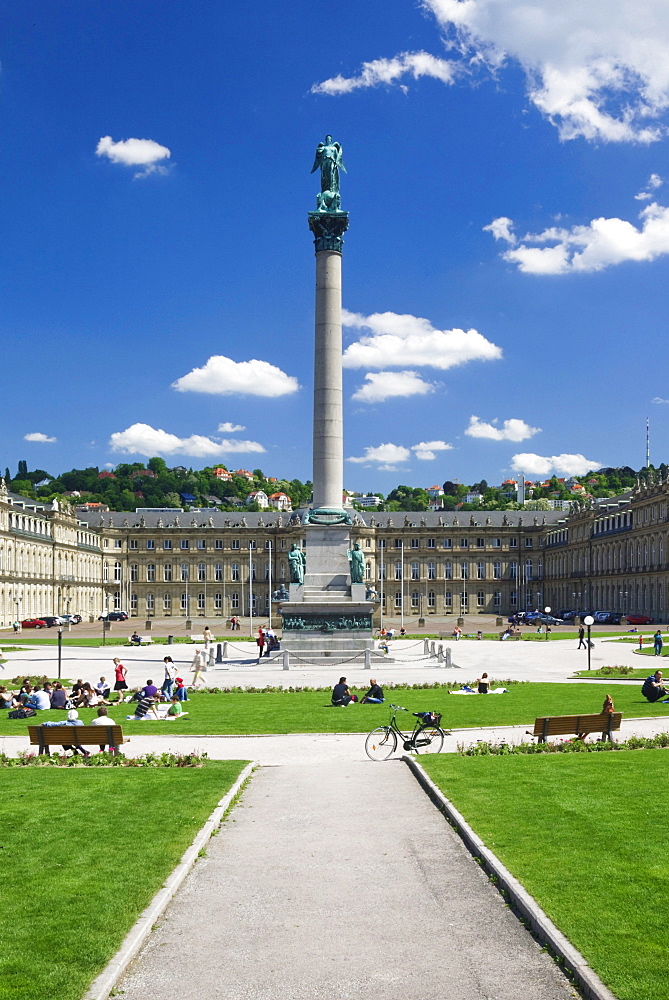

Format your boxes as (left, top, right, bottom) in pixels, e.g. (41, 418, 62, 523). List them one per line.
(365, 726, 398, 761)
(414, 725, 444, 754)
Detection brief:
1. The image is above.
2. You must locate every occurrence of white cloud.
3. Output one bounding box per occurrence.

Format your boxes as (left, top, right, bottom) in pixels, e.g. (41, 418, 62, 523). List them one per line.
(483, 217, 516, 244)
(311, 51, 457, 95)
(351, 370, 435, 403)
(172, 356, 300, 397)
(465, 415, 540, 442)
(96, 135, 171, 178)
(635, 173, 664, 199)
(347, 443, 411, 470)
(315, 0, 669, 143)
(411, 440, 453, 461)
(511, 452, 601, 477)
(652, 396, 669, 404)
(342, 310, 501, 370)
(487, 200, 669, 274)
(109, 423, 266, 458)
(24, 432, 57, 443)
(217, 422, 246, 433)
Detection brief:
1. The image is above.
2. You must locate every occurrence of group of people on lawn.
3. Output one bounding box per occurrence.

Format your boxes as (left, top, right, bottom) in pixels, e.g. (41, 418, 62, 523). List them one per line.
(331, 677, 384, 707)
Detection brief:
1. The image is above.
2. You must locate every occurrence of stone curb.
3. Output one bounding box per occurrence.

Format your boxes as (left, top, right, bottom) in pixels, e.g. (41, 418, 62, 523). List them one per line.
(82, 761, 255, 1000)
(403, 756, 618, 1000)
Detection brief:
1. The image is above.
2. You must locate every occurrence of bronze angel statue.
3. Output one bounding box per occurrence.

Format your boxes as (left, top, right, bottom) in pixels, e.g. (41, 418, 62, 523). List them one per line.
(311, 135, 346, 212)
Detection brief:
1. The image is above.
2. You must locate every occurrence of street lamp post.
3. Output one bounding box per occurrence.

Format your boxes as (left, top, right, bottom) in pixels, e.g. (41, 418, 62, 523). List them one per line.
(544, 605, 551, 641)
(584, 614, 594, 671)
(57, 627, 63, 679)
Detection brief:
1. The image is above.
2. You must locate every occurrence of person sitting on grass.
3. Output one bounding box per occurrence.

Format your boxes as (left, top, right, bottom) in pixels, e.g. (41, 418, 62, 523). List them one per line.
(641, 670, 669, 703)
(49, 682, 68, 710)
(0, 686, 19, 709)
(167, 695, 189, 718)
(126, 692, 160, 721)
(90, 706, 119, 751)
(174, 677, 189, 702)
(332, 677, 356, 706)
(141, 679, 159, 699)
(360, 679, 384, 704)
(96, 676, 111, 699)
(42, 709, 89, 756)
(71, 678, 85, 699)
(477, 673, 490, 694)
(28, 685, 51, 711)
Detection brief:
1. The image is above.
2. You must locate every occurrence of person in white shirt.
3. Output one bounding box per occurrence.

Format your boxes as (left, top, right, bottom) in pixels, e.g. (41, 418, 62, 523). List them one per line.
(90, 707, 118, 751)
(31, 686, 51, 711)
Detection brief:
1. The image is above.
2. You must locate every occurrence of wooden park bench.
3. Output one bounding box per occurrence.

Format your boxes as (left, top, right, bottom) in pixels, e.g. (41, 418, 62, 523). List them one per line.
(126, 636, 153, 646)
(498, 632, 522, 641)
(530, 712, 622, 743)
(189, 633, 205, 643)
(28, 724, 127, 755)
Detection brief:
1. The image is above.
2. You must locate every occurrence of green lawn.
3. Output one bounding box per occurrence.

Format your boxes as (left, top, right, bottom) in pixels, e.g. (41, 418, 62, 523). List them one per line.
(421, 752, 669, 1000)
(1, 681, 666, 737)
(6, 634, 252, 647)
(0, 761, 246, 1000)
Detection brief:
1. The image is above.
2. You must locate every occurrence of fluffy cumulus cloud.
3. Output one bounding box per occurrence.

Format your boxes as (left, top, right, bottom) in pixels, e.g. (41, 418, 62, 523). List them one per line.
(24, 432, 57, 443)
(311, 51, 457, 95)
(411, 440, 453, 461)
(342, 310, 501, 370)
(217, 422, 246, 433)
(172, 356, 299, 397)
(465, 415, 540, 442)
(347, 442, 411, 472)
(96, 135, 171, 178)
(351, 370, 435, 403)
(652, 396, 669, 404)
(511, 452, 601, 477)
(109, 423, 265, 458)
(485, 199, 669, 274)
(314, 0, 669, 143)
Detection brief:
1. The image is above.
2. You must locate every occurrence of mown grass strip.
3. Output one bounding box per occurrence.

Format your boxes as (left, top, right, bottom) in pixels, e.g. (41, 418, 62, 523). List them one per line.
(0, 761, 246, 1000)
(421, 751, 669, 1000)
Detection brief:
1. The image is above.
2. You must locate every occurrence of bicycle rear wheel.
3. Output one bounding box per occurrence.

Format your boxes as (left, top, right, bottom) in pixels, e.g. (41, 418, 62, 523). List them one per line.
(414, 724, 444, 754)
(365, 726, 397, 761)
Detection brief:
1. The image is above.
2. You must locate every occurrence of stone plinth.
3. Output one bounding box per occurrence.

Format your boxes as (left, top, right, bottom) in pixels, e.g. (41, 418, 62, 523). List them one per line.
(303, 525, 350, 593)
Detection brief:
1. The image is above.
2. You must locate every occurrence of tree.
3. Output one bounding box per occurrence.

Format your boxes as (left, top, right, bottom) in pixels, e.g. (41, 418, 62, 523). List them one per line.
(442, 480, 457, 496)
(163, 492, 181, 508)
(17, 460, 28, 477)
(148, 457, 168, 476)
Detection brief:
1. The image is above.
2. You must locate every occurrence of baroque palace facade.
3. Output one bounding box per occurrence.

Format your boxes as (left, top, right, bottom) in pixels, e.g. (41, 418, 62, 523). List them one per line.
(1, 475, 667, 626)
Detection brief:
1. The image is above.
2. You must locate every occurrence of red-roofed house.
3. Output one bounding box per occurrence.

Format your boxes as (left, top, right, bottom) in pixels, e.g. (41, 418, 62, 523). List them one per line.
(268, 492, 292, 511)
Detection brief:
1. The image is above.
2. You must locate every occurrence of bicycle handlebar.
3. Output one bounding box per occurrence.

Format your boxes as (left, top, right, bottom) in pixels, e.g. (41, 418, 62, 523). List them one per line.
(390, 704, 408, 712)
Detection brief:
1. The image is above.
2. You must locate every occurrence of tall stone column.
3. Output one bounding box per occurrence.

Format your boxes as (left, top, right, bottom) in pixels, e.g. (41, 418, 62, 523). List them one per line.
(307, 211, 349, 520)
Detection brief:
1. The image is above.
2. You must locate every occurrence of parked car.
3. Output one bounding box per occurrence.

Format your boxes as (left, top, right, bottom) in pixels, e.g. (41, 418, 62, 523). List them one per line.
(525, 612, 564, 626)
(36, 615, 67, 627)
(21, 618, 48, 629)
(558, 609, 576, 621)
(598, 613, 622, 625)
(626, 614, 655, 625)
(98, 611, 129, 622)
(60, 614, 82, 624)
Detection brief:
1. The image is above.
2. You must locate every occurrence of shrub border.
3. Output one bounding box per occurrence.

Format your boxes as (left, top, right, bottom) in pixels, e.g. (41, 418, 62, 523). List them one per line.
(403, 756, 617, 1000)
(81, 760, 254, 1000)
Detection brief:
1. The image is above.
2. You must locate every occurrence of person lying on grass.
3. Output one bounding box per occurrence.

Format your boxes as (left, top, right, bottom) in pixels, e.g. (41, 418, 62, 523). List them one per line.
(126, 693, 161, 721)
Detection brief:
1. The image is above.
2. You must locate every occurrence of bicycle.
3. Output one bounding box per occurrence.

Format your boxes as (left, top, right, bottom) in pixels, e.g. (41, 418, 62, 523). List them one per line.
(365, 704, 450, 761)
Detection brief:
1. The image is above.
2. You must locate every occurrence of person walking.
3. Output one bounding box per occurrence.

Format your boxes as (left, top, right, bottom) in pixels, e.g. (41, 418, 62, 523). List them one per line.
(190, 649, 206, 687)
(256, 628, 265, 663)
(577, 626, 587, 649)
(653, 629, 663, 656)
(203, 626, 213, 647)
(112, 658, 128, 703)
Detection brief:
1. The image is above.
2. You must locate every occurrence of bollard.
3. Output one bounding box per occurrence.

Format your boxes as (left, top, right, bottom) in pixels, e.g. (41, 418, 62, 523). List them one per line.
(282, 650, 290, 670)
(430, 641, 436, 655)
(444, 646, 452, 668)
(208, 647, 215, 668)
(364, 649, 371, 670)
(222, 641, 229, 659)
(437, 645, 445, 665)
(216, 642, 224, 664)
(424, 639, 430, 655)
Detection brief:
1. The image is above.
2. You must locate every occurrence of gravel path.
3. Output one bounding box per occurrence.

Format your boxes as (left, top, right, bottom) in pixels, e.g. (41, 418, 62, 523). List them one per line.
(115, 759, 574, 1000)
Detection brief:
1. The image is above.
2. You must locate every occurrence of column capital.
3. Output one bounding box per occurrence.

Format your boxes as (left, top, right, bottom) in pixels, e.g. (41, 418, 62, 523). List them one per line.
(308, 211, 349, 253)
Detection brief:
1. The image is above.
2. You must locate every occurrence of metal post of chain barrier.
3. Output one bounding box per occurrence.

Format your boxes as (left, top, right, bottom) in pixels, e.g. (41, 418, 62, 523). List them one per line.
(430, 641, 436, 655)
(437, 645, 444, 664)
(282, 650, 290, 670)
(424, 639, 430, 655)
(220, 642, 228, 660)
(364, 649, 371, 670)
(445, 646, 452, 667)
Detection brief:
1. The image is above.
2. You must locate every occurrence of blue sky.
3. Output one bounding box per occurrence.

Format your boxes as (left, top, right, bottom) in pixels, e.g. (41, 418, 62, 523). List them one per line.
(3, 0, 669, 492)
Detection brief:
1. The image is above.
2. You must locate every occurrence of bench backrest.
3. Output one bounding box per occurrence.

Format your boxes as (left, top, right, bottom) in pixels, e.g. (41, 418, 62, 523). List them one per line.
(28, 725, 125, 746)
(532, 713, 622, 738)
